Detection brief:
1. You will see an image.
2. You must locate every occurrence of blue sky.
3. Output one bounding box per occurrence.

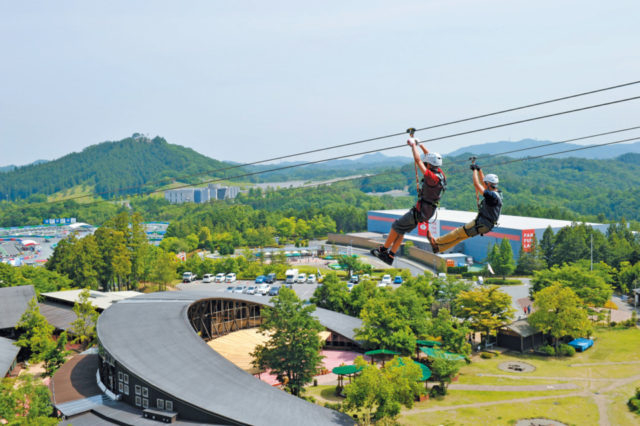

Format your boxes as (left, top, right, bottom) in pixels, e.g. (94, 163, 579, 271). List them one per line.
(1, 1, 639, 166)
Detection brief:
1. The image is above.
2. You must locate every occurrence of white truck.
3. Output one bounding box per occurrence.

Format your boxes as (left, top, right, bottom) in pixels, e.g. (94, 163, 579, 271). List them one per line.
(285, 269, 299, 284)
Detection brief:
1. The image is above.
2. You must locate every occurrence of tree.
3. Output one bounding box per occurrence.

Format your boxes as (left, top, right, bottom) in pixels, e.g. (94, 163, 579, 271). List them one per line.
(43, 331, 70, 376)
(70, 289, 99, 349)
(310, 272, 350, 314)
(0, 374, 55, 424)
(427, 309, 471, 356)
(343, 356, 422, 424)
(528, 284, 592, 350)
(515, 235, 547, 275)
(540, 226, 555, 267)
(15, 298, 54, 361)
(251, 288, 324, 396)
(337, 255, 367, 278)
(487, 239, 516, 279)
(531, 263, 613, 306)
(430, 357, 464, 395)
(150, 248, 179, 291)
(455, 286, 515, 347)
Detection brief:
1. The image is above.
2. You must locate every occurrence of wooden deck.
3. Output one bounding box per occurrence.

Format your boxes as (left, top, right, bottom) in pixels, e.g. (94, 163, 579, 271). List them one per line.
(51, 354, 101, 404)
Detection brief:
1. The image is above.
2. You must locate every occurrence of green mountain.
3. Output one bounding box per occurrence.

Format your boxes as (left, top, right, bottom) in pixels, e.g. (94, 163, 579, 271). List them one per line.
(0, 135, 239, 201)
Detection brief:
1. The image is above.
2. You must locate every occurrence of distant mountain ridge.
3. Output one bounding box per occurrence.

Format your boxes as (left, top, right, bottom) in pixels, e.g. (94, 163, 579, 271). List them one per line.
(0, 135, 239, 201)
(0, 159, 49, 173)
(447, 138, 640, 159)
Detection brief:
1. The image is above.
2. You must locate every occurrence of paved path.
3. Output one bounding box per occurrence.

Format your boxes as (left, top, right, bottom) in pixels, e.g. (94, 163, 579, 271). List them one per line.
(570, 360, 640, 367)
(448, 383, 579, 391)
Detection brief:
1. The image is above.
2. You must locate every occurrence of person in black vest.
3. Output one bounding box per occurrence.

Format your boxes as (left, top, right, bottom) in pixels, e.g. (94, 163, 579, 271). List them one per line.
(430, 163, 502, 253)
(371, 137, 446, 265)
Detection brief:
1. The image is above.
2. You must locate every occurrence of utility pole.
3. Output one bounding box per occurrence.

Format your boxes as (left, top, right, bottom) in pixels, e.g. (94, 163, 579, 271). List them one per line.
(590, 234, 593, 271)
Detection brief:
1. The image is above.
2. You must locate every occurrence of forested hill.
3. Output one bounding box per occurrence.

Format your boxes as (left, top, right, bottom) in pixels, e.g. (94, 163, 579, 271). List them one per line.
(0, 135, 240, 201)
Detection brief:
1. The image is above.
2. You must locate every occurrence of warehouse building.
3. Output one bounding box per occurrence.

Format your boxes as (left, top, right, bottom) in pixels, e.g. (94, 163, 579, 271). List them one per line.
(367, 208, 608, 264)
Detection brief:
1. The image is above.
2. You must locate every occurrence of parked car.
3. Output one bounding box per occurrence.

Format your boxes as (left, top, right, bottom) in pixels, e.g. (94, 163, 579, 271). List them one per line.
(233, 285, 245, 294)
(349, 275, 359, 284)
(246, 286, 257, 295)
(256, 283, 270, 295)
(182, 272, 196, 283)
(438, 272, 447, 280)
(265, 273, 277, 284)
(393, 275, 403, 284)
(307, 274, 316, 284)
(381, 274, 392, 285)
(225, 286, 234, 293)
(215, 273, 226, 283)
(297, 273, 307, 283)
(347, 282, 355, 292)
(377, 282, 387, 288)
(225, 273, 237, 283)
(255, 275, 266, 284)
(268, 285, 280, 296)
(202, 274, 214, 283)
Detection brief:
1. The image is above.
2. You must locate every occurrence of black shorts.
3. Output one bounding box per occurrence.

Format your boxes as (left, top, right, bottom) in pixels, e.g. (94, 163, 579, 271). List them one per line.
(391, 203, 436, 235)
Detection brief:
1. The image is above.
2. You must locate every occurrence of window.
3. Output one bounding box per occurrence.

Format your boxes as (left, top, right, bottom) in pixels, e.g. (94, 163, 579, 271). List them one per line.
(118, 382, 123, 393)
(124, 385, 129, 395)
(142, 398, 149, 409)
(165, 401, 173, 411)
(118, 372, 123, 381)
(124, 374, 129, 384)
(135, 396, 141, 407)
(157, 399, 164, 410)
(135, 385, 141, 396)
(142, 387, 148, 398)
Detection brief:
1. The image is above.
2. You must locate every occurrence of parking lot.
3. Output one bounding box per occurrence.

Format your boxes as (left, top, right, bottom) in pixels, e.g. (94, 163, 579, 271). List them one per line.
(177, 276, 401, 300)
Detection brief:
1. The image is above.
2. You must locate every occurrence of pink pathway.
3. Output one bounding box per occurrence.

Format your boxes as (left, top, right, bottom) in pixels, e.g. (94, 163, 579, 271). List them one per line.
(255, 350, 370, 387)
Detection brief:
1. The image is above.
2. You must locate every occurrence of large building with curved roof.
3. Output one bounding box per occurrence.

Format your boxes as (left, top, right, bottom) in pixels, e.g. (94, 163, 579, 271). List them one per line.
(97, 290, 359, 425)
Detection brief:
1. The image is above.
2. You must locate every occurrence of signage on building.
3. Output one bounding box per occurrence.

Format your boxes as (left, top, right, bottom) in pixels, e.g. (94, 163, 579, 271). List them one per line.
(418, 220, 440, 239)
(43, 218, 76, 225)
(521, 229, 535, 252)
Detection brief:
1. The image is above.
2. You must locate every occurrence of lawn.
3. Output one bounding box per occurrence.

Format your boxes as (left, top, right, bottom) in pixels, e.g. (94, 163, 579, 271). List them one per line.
(399, 396, 598, 426)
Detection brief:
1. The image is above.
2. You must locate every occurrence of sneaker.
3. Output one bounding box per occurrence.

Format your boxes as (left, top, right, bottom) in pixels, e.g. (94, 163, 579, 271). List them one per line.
(370, 246, 387, 260)
(382, 251, 395, 266)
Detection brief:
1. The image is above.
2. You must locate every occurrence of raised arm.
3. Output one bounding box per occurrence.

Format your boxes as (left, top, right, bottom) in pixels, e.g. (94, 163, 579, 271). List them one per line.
(408, 138, 427, 175)
(472, 169, 485, 193)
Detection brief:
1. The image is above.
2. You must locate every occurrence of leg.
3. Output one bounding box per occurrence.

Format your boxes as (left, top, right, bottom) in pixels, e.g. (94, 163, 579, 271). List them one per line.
(433, 219, 479, 253)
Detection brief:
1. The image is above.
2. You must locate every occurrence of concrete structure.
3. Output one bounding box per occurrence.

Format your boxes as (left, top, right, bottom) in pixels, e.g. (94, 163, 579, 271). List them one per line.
(164, 184, 240, 204)
(96, 290, 357, 424)
(368, 208, 608, 262)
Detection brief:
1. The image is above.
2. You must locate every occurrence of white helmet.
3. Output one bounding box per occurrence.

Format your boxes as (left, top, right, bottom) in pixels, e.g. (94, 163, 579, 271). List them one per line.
(422, 152, 443, 167)
(484, 174, 499, 185)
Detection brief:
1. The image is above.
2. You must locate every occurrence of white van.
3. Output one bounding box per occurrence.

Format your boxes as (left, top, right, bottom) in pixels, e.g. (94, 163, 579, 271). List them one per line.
(215, 273, 226, 283)
(297, 273, 307, 283)
(225, 273, 237, 283)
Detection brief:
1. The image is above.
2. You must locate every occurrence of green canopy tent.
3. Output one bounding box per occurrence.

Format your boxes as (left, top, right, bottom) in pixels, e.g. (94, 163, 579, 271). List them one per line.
(332, 364, 363, 389)
(415, 340, 442, 358)
(397, 357, 432, 381)
(364, 349, 400, 366)
(419, 346, 465, 361)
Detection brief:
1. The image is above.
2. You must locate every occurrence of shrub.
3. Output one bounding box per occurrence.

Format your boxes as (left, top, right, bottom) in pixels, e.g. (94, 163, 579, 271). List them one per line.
(610, 321, 617, 327)
(558, 343, 576, 357)
(324, 402, 343, 412)
(539, 345, 555, 356)
(448, 266, 468, 274)
(628, 388, 640, 413)
(480, 352, 493, 359)
(484, 278, 521, 285)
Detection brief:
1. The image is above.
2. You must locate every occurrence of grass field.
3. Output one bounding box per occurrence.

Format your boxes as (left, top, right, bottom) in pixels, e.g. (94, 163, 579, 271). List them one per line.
(308, 327, 640, 425)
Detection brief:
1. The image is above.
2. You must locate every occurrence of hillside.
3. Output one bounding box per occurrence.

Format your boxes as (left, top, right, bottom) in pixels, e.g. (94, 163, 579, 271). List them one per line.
(0, 135, 239, 201)
(0, 160, 48, 173)
(447, 138, 640, 158)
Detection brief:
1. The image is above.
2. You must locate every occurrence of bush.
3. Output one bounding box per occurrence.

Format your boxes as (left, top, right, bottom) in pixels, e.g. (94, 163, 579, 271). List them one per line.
(324, 402, 343, 412)
(429, 385, 444, 397)
(539, 345, 556, 356)
(610, 321, 617, 327)
(558, 343, 576, 357)
(484, 278, 521, 285)
(448, 266, 468, 274)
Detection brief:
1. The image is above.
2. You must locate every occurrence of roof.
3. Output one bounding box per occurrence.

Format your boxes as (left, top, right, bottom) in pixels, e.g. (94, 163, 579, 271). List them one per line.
(39, 302, 78, 331)
(0, 285, 36, 329)
(98, 291, 356, 425)
(364, 349, 399, 356)
(416, 340, 442, 347)
(370, 208, 604, 231)
(504, 319, 540, 338)
(0, 336, 20, 377)
(41, 290, 142, 311)
(0, 242, 21, 257)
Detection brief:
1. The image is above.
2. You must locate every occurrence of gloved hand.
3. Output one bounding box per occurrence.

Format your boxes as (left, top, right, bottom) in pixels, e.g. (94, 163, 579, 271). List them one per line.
(407, 137, 420, 146)
(469, 164, 481, 171)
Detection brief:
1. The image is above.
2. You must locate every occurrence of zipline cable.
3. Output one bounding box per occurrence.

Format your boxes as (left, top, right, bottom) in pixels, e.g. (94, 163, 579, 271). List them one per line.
(67, 80, 640, 196)
(41, 95, 640, 204)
